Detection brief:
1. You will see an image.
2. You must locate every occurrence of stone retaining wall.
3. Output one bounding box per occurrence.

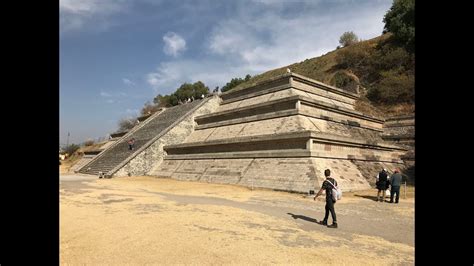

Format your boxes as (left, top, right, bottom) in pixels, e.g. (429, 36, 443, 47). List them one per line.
(154, 156, 405, 193)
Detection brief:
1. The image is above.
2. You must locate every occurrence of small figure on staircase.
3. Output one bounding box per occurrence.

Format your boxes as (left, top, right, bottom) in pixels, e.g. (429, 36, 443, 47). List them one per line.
(128, 138, 135, 150)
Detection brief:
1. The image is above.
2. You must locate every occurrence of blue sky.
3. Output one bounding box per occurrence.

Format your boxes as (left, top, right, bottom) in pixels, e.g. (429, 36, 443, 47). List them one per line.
(60, 0, 392, 146)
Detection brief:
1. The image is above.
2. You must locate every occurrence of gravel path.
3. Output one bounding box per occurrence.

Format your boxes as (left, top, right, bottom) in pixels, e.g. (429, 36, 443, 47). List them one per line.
(60, 175, 414, 265)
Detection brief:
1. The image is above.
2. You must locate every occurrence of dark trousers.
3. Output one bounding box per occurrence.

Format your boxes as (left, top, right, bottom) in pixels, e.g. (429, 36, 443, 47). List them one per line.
(390, 186, 400, 203)
(323, 199, 337, 223)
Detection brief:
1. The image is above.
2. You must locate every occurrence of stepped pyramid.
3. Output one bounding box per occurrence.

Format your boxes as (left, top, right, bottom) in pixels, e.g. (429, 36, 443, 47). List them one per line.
(382, 114, 415, 182)
(151, 73, 407, 192)
(76, 97, 220, 177)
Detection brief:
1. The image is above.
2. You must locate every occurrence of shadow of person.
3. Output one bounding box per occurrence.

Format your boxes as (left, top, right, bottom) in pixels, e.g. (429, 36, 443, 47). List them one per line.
(287, 213, 317, 223)
(353, 194, 380, 202)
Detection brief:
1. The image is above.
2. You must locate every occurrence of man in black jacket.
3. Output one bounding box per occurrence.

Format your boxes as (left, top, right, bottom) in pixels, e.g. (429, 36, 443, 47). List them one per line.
(314, 169, 338, 228)
(376, 168, 389, 202)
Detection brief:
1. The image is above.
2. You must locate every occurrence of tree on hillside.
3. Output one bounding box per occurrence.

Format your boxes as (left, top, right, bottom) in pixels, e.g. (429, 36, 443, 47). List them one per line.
(174, 81, 210, 102)
(221, 74, 252, 92)
(339, 31, 359, 47)
(152, 81, 210, 107)
(383, 0, 415, 53)
(154, 94, 178, 107)
(191, 81, 210, 98)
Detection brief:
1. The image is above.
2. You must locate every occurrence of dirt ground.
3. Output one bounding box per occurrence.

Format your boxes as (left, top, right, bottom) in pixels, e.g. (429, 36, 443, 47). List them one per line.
(60, 174, 414, 265)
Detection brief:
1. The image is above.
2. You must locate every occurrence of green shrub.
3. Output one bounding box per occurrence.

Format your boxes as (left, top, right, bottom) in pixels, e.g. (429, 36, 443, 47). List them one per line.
(383, 0, 415, 53)
(330, 71, 359, 93)
(367, 71, 414, 104)
(335, 44, 371, 69)
(153, 81, 210, 107)
(366, 87, 382, 102)
(221, 74, 252, 92)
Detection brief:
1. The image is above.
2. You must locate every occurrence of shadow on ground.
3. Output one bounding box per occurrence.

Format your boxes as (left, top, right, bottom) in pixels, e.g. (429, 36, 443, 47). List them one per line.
(353, 194, 395, 203)
(287, 213, 317, 223)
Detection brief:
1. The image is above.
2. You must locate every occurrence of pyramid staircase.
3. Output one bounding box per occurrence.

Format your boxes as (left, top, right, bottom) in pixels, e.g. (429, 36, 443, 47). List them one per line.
(76, 99, 208, 177)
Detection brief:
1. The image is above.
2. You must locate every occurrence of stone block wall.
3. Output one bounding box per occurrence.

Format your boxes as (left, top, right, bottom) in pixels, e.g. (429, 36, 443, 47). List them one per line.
(198, 100, 295, 124)
(218, 88, 295, 112)
(311, 141, 405, 162)
(296, 116, 383, 143)
(166, 138, 307, 155)
(186, 115, 307, 142)
(221, 78, 289, 101)
(154, 157, 321, 192)
(382, 115, 415, 148)
(291, 80, 357, 107)
(299, 103, 383, 129)
(291, 89, 354, 110)
(154, 156, 404, 192)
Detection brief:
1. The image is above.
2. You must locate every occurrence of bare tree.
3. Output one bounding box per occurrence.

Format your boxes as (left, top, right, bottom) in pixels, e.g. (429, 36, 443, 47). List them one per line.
(118, 117, 138, 131)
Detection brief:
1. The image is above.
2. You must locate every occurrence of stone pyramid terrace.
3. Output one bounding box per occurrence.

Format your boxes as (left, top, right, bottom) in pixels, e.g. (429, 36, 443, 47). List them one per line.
(151, 73, 407, 192)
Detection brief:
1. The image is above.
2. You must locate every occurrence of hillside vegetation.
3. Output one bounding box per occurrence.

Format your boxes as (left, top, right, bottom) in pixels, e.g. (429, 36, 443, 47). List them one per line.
(230, 33, 414, 118)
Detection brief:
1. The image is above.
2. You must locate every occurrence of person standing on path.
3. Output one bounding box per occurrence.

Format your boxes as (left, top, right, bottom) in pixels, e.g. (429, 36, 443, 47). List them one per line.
(376, 168, 389, 202)
(314, 169, 338, 228)
(389, 169, 403, 203)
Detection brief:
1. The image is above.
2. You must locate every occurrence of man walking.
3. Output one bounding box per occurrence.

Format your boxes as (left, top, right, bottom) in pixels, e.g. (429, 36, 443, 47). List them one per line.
(389, 168, 403, 203)
(314, 169, 338, 228)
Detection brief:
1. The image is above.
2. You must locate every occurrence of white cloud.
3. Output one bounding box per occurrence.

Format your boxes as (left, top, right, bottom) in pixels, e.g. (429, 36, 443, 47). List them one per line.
(206, 4, 388, 73)
(101, 90, 127, 97)
(122, 78, 135, 86)
(146, 1, 391, 94)
(100, 91, 112, 97)
(147, 74, 160, 86)
(163, 32, 187, 57)
(125, 109, 139, 114)
(100, 90, 128, 105)
(146, 60, 250, 94)
(60, 0, 128, 33)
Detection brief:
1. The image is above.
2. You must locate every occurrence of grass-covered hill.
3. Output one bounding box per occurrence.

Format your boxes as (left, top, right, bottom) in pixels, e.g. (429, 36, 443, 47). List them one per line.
(230, 33, 414, 118)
